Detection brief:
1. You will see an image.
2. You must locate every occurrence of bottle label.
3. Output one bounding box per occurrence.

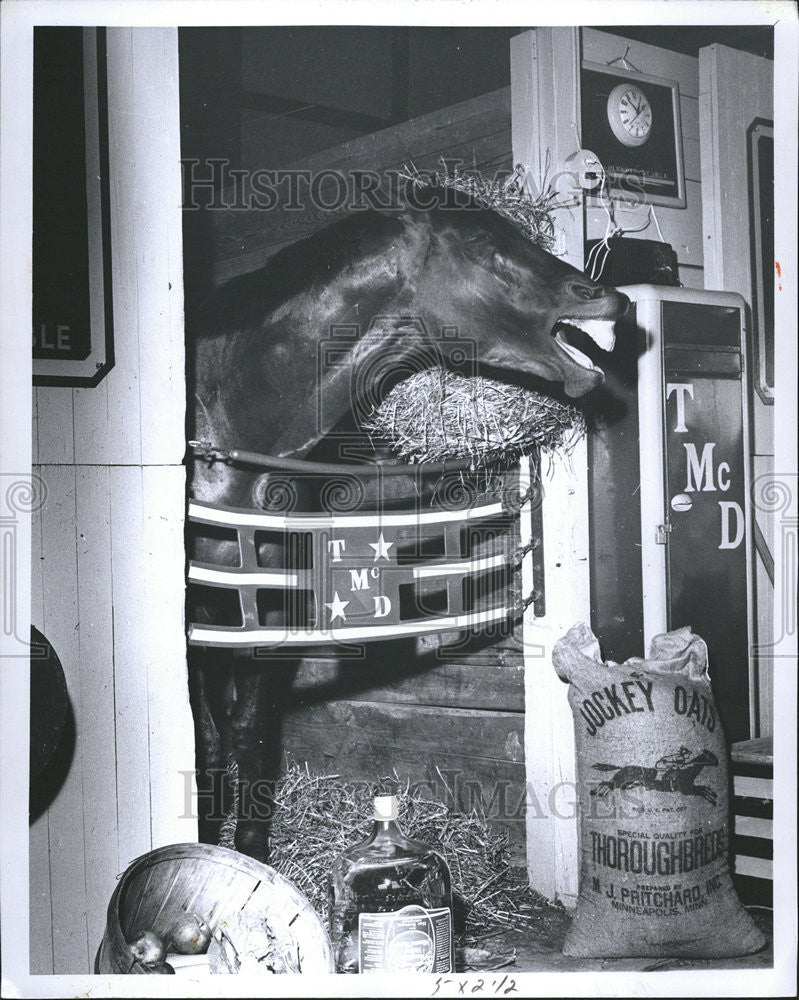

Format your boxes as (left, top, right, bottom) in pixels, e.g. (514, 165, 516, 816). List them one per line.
(358, 904, 452, 974)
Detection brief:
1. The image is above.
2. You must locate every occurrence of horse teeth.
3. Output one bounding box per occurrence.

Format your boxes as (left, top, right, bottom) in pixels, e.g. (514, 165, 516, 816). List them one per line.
(554, 333, 598, 372)
(571, 318, 616, 352)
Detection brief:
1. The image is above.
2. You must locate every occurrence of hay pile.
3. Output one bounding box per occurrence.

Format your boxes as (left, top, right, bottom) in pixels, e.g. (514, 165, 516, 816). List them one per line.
(363, 367, 586, 468)
(221, 760, 568, 946)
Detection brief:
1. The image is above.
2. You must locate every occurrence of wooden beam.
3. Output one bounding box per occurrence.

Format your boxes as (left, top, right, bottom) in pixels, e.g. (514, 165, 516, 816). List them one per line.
(512, 28, 587, 904)
(240, 89, 394, 134)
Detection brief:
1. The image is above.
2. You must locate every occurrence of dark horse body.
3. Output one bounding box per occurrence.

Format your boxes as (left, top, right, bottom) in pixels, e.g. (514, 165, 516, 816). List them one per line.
(590, 749, 720, 804)
(187, 191, 629, 860)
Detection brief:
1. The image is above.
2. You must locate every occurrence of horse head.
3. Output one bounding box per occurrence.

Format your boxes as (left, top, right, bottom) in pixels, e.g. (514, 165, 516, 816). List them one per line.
(412, 193, 630, 399)
(190, 187, 630, 478)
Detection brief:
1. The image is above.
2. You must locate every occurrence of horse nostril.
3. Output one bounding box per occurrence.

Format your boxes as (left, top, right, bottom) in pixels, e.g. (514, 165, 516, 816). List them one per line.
(567, 278, 607, 301)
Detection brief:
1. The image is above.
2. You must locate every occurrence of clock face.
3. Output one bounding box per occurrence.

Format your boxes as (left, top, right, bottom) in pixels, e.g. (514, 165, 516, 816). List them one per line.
(607, 83, 653, 147)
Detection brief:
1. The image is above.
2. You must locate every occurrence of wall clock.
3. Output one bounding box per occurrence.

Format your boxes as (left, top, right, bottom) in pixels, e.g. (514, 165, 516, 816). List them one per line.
(580, 62, 686, 208)
(606, 82, 653, 147)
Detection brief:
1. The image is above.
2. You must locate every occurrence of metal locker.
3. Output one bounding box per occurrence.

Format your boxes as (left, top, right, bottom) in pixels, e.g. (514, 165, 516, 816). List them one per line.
(588, 285, 754, 743)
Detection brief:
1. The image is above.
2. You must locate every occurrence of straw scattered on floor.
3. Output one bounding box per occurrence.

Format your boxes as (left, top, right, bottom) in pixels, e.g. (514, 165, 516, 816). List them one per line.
(220, 760, 569, 947)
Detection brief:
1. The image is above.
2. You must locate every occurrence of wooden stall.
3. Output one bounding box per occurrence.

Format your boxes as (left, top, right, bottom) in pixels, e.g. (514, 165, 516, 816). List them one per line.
(198, 86, 531, 859)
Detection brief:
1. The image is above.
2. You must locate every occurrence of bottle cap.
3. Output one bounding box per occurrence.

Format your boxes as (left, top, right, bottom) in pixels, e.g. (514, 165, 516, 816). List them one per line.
(373, 794, 398, 821)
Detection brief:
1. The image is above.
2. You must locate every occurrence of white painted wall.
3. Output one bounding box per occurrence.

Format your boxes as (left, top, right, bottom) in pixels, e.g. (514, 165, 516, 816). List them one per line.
(699, 44, 775, 734)
(29, 28, 195, 974)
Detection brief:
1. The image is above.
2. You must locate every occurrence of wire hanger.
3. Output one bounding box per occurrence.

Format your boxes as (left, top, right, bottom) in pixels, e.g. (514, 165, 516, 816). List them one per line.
(606, 46, 642, 74)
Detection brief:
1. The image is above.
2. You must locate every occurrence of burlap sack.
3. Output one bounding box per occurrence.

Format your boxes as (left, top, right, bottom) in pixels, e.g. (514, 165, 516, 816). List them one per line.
(553, 622, 766, 958)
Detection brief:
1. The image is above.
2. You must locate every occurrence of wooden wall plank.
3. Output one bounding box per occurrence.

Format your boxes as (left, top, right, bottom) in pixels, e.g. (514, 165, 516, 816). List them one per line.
(108, 464, 152, 871)
(32, 388, 39, 466)
(285, 700, 524, 768)
(681, 95, 701, 181)
(679, 263, 705, 289)
(752, 452, 775, 736)
(522, 447, 587, 905)
(74, 31, 143, 466)
(28, 816, 54, 974)
(75, 29, 185, 464)
(583, 28, 700, 97)
(141, 465, 198, 847)
(29, 480, 53, 974)
(206, 88, 513, 283)
(291, 655, 525, 713)
(130, 30, 186, 467)
(700, 44, 773, 452)
(283, 699, 527, 859)
(284, 87, 511, 176)
(37, 465, 91, 972)
(33, 388, 75, 465)
(74, 465, 119, 959)
(30, 469, 45, 630)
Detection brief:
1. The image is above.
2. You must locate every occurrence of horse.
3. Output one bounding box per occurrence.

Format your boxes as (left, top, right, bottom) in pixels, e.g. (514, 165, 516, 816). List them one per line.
(590, 749, 720, 804)
(186, 186, 630, 861)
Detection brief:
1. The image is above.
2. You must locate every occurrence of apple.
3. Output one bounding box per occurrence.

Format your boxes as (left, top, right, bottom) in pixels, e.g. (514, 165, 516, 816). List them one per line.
(127, 930, 166, 966)
(168, 912, 212, 954)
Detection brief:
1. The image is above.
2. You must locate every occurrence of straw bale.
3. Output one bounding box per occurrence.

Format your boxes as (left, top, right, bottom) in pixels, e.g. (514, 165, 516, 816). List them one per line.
(363, 367, 585, 467)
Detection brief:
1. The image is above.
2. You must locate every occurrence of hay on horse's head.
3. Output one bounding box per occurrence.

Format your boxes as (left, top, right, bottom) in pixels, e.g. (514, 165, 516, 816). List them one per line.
(400, 161, 557, 252)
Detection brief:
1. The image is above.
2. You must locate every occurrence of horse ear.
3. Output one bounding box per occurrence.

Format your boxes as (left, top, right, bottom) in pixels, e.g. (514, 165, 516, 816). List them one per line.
(460, 233, 517, 287)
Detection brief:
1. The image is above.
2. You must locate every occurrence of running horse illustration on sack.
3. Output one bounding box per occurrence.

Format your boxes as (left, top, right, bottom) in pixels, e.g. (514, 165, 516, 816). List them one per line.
(590, 747, 720, 804)
(186, 182, 630, 862)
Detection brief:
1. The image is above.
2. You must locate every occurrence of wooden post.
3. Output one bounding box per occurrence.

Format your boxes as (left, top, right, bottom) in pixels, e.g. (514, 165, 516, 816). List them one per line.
(512, 28, 589, 903)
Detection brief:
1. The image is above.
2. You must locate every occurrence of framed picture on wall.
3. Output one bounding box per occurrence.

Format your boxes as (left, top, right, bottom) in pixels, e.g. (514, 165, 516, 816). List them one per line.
(32, 27, 114, 387)
(747, 118, 774, 405)
(580, 61, 686, 208)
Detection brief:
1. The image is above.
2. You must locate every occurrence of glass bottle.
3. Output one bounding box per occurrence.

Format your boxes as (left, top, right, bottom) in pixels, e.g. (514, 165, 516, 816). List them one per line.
(328, 784, 454, 974)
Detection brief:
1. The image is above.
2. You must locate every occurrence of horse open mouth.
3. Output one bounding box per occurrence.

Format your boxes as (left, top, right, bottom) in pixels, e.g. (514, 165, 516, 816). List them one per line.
(552, 317, 617, 375)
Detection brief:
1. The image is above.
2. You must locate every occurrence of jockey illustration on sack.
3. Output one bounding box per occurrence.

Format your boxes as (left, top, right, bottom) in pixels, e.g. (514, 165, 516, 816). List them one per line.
(654, 745, 693, 790)
(590, 746, 719, 804)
